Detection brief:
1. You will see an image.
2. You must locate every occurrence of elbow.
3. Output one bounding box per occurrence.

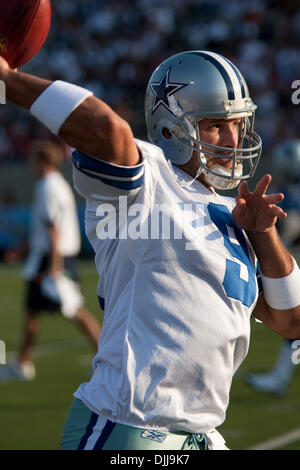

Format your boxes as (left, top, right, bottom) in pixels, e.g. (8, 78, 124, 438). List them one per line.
(281, 326, 300, 340)
(58, 95, 136, 164)
(279, 313, 300, 339)
(97, 113, 134, 162)
(100, 113, 128, 138)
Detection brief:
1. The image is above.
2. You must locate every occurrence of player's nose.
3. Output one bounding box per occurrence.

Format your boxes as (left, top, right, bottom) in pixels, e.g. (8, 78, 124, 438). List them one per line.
(220, 124, 239, 149)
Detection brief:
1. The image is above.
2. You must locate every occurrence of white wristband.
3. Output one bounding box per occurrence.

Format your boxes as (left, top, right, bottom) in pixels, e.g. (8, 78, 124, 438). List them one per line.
(260, 258, 300, 310)
(30, 80, 93, 135)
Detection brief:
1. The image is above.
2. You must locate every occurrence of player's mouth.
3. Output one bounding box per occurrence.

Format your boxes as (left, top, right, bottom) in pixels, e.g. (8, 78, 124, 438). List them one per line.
(207, 157, 235, 170)
(205, 151, 242, 170)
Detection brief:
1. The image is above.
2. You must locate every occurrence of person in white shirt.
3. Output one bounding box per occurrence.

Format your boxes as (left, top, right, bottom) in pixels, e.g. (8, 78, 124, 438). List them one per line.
(0, 50, 300, 450)
(0, 140, 101, 382)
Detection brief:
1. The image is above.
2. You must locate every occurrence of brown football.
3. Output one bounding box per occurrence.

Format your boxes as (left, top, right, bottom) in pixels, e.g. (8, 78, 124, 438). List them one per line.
(0, 0, 51, 69)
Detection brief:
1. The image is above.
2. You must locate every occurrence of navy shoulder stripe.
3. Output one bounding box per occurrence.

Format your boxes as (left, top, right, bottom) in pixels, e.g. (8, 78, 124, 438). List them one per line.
(76, 166, 144, 190)
(72, 150, 144, 178)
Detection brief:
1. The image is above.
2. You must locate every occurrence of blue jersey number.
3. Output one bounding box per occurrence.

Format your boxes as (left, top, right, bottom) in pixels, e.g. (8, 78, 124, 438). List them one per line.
(208, 203, 256, 307)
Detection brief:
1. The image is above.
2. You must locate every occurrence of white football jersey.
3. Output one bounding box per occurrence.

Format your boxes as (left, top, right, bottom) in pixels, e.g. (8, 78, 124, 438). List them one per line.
(24, 171, 81, 280)
(29, 171, 81, 256)
(72, 139, 259, 434)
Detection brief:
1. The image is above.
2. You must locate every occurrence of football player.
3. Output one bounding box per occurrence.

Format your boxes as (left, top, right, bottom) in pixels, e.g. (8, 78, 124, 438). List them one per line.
(0, 140, 101, 382)
(0, 50, 300, 450)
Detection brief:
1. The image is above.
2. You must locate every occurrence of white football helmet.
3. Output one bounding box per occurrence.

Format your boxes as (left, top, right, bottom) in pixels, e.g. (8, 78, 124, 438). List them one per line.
(145, 50, 262, 190)
(273, 139, 300, 182)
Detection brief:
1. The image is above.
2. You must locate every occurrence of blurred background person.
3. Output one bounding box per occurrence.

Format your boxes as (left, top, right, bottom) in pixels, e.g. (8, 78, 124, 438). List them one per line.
(245, 139, 300, 396)
(0, 140, 101, 382)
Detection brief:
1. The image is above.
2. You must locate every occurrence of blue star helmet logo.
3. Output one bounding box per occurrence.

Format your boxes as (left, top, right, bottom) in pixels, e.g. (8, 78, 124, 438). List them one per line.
(150, 66, 188, 115)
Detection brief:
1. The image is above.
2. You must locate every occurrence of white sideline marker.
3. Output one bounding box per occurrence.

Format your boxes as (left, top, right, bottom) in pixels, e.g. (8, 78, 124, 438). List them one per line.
(7, 337, 86, 361)
(248, 427, 300, 450)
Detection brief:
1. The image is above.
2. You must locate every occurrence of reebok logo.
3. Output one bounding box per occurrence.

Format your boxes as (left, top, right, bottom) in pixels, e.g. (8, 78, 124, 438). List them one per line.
(140, 430, 167, 443)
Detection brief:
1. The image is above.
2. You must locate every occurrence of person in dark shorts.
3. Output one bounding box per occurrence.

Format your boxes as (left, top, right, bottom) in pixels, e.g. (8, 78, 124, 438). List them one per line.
(0, 141, 101, 381)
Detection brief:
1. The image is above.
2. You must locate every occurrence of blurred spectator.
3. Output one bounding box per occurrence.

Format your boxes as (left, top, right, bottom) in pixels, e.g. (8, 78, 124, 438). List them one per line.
(0, 0, 299, 161)
(0, 189, 29, 261)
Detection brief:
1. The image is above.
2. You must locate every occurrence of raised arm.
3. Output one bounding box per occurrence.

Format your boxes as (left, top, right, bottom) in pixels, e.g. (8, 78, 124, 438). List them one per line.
(0, 57, 140, 166)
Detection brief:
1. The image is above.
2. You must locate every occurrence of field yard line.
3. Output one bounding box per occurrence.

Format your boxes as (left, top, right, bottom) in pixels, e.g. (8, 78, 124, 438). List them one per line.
(248, 428, 300, 450)
(7, 337, 86, 360)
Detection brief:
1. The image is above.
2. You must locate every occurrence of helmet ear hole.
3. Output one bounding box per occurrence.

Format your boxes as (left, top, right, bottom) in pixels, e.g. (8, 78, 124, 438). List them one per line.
(162, 127, 172, 139)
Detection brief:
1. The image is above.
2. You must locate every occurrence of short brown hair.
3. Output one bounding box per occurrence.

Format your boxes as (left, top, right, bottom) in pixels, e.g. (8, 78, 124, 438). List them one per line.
(29, 140, 63, 168)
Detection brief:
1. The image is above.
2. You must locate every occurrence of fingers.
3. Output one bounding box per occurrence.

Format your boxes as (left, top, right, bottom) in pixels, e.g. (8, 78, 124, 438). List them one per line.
(238, 174, 272, 198)
(233, 197, 248, 220)
(235, 196, 247, 205)
(253, 174, 272, 196)
(239, 175, 283, 203)
(263, 193, 284, 204)
(268, 204, 287, 219)
(238, 181, 250, 198)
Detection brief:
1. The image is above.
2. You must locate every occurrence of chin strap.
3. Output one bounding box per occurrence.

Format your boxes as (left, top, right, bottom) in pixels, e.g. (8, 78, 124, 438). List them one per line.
(202, 164, 242, 190)
(167, 157, 241, 191)
(178, 166, 203, 188)
(167, 159, 203, 188)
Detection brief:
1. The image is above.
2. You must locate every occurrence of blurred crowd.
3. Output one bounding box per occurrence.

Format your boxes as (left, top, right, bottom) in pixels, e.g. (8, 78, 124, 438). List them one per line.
(0, 0, 299, 162)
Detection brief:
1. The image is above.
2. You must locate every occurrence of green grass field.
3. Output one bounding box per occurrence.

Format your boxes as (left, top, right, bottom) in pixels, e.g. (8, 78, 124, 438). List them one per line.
(0, 260, 299, 450)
